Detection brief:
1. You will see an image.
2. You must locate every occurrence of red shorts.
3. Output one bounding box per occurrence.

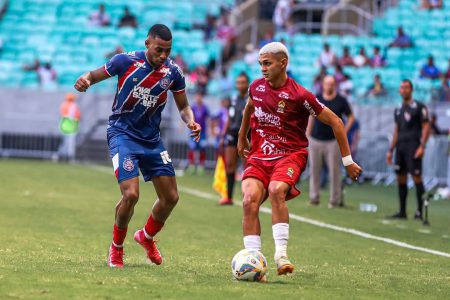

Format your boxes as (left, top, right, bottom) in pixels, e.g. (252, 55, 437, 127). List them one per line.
(242, 149, 308, 200)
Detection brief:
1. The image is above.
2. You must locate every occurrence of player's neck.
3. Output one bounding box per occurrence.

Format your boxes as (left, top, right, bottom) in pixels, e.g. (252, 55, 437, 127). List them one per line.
(144, 51, 159, 69)
(267, 73, 288, 89)
(402, 97, 413, 104)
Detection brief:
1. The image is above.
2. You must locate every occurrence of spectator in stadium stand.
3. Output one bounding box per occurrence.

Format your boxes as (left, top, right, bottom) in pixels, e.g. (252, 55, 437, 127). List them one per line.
(203, 14, 217, 41)
(118, 6, 137, 29)
(22, 58, 41, 71)
(338, 46, 355, 67)
(420, 0, 443, 9)
(272, 0, 295, 33)
(420, 55, 441, 79)
(370, 46, 386, 68)
(37, 62, 57, 86)
(443, 58, 450, 79)
(105, 45, 124, 60)
(188, 66, 209, 95)
(353, 47, 370, 67)
(388, 26, 412, 48)
(89, 3, 110, 27)
(173, 54, 187, 73)
(339, 74, 354, 102)
(334, 64, 345, 86)
(186, 91, 210, 175)
(308, 75, 355, 208)
(366, 74, 387, 98)
(386, 80, 430, 220)
(244, 43, 259, 65)
(259, 30, 275, 49)
(318, 43, 337, 68)
(216, 14, 236, 63)
(312, 66, 327, 95)
(438, 77, 450, 102)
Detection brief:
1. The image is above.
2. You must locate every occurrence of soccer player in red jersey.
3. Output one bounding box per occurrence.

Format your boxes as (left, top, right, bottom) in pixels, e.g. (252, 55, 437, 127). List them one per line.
(74, 24, 201, 268)
(237, 42, 362, 275)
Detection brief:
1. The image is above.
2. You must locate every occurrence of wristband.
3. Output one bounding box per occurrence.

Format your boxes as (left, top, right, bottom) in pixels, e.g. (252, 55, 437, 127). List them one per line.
(342, 155, 354, 167)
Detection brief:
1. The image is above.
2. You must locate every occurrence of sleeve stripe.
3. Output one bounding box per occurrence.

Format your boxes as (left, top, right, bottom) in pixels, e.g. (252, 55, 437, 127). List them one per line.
(103, 65, 112, 77)
(172, 88, 185, 94)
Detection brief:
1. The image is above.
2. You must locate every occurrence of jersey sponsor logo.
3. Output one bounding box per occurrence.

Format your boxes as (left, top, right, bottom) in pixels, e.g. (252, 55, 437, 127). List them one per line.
(169, 60, 185, 78)
(127, 51, 136, 56)
(287, 167, 294, 178)
(421, 107, 428, 119)
(134, 61, 146, 69)
(159, 66, 171, 76)
(254, 107, 281, 126)
(256, 129, 287, 142)
(278, 92, 289, 99)
(277, 100, 285, 113)
(132, 86, 159, 108)
(123, 157, 134, 172)
(160, 77, 171, 89)
(261, 140, 276, 155)
(133, 77, 138, 82)
(304, 100, 320, 117)
(252, 96, 263, 102)
(256, 84, 265, 92)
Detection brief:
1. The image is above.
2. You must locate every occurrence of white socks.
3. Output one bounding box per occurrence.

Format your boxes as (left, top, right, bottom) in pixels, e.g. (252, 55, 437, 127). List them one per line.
(243, 235, 261, 251)
(272, 223, 289, 260)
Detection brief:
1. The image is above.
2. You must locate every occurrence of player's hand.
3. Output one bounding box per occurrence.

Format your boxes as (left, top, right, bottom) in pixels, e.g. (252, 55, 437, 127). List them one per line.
(345, 162, 362, 182)
(74, 75, 91, 92)
(414, 145, 425, 159)
(386, 151, 393, 165)
(237, 136, 250, 158)
(187, 121, 201, 142)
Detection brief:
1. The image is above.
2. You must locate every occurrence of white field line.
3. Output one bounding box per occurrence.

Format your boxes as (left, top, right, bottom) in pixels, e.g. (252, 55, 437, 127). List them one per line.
(89, 166, 450, 258)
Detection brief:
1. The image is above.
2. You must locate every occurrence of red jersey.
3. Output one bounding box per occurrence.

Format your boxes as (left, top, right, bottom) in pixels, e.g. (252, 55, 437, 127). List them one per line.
(248, 77, 324, 160)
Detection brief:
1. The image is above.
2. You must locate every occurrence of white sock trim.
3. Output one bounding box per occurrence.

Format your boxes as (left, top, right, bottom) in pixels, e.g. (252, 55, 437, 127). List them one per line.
(143, 228, 153, 240)
(243, 235, 261, 251)
(112, 241, 123, 248)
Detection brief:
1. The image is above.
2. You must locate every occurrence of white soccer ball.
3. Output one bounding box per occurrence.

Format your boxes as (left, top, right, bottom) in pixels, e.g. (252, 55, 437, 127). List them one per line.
(231, 249, 267, 281)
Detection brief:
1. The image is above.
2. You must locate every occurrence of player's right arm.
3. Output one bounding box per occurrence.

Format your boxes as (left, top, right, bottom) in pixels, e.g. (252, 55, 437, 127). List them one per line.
(74, 67, 110, 92)
(386, 124, 399, 165)
(237, 97, 254, 158)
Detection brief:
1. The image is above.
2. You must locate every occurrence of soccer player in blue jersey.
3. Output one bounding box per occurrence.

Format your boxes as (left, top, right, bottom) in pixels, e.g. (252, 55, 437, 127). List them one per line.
(74, 24, 201, 268)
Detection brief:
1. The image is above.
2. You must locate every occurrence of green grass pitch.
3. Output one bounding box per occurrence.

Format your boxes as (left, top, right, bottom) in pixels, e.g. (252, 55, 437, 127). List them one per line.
(0, 159, 449, 299)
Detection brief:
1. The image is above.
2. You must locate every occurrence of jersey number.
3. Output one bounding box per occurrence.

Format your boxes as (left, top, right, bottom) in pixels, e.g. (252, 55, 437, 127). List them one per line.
(160, 151, 172, 164)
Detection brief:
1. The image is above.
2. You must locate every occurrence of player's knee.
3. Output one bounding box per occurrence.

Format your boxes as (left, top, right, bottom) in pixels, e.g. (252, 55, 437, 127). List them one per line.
(122, 189, 139, 205)
(165, 191, 179, 207)
(243, 198, 259, 215)
(268, 183, 288, 200)
(412, 175, 422, 184)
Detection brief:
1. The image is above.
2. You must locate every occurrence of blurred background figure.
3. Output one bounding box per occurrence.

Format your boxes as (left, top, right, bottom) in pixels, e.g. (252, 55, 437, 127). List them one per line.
(118, 6, 137, 28)
(187, 92, 210, 175)
(58, 93, 81, 162)
(88, 3, 110, 27)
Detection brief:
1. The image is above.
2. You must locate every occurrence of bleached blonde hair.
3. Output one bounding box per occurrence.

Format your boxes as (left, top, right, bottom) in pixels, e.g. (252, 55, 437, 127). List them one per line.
(259, 42, 289, 59)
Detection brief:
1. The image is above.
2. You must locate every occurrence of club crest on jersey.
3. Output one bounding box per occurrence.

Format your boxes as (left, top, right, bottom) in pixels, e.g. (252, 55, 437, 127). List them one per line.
(160, 77, 171, 89)
(253, 96, 263, 102)
(123, 158, 134, 172)
(256, 85, 265, 92)
(287, 167, 294, 178)
(404, 111, 411, 122)
(278, 91, 289, 99)
(277, 100, 285, 113)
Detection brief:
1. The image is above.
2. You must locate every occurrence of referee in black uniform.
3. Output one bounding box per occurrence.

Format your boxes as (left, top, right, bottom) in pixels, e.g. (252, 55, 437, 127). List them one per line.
(219, 72, 249, 205)
(386, 79, 430, 219)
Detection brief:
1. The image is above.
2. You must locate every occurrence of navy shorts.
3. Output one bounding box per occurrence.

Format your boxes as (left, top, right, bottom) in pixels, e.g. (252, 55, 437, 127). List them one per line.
(107, 131, 175, 183)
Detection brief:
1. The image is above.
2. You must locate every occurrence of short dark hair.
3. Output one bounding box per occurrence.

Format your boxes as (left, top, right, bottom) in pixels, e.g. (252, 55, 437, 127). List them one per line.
(402, 79, 414, 90)
(148, 24, 172, 41)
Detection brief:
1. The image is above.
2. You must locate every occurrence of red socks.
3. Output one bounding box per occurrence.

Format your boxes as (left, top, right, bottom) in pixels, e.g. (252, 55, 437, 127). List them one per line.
(112, 224, 127, 247)
(144, 214, 164, 239)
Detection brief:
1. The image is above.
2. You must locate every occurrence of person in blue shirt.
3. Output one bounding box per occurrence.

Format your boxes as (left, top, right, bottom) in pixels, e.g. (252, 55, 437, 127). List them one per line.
(420, 56, 441, 79)
(74, 24, 201, 268)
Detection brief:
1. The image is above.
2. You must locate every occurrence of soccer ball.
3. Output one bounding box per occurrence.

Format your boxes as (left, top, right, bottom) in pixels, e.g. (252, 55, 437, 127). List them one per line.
(231, 249, 267, 281)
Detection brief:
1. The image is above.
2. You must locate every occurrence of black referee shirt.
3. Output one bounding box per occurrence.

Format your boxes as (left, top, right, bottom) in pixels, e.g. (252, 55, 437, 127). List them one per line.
(394, 100, 429, 144)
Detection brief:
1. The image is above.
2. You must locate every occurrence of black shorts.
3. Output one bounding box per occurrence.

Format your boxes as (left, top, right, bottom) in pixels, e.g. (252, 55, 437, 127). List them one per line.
(394, 143, 422, 176)
(224, 130, 239, 147)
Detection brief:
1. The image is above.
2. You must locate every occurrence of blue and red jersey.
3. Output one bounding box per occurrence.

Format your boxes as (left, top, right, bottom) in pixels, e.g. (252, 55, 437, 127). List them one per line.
(104, 50, 185, 142)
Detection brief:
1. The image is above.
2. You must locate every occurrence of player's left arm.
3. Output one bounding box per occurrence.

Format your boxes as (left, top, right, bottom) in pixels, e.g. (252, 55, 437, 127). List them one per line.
(415, 106, 431, 159)
(173, 92, 201, 142)
(316, 107, 362, 180)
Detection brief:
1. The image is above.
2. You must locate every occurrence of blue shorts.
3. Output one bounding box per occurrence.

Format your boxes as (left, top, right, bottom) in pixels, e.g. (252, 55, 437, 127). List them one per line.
(188, 131, 207, 151)
(107, 131, 175, 183)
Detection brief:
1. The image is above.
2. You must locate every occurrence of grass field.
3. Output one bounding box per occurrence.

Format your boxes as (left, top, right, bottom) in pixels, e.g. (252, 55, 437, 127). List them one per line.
(0, 159, 449, 299)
